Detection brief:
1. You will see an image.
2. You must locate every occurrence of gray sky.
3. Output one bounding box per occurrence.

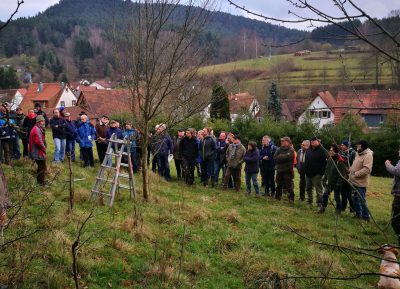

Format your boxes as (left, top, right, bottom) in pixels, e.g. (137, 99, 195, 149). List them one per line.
(0, 0, 398, 30)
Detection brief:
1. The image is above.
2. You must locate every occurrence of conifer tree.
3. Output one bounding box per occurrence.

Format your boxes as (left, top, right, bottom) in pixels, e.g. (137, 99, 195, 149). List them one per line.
(210, 84, 230, 120)
(267, 82, 282, 121)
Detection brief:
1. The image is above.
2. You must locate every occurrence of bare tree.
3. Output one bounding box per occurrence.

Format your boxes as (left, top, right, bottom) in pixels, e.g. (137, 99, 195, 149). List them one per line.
(112, 0, 214, 200)
(0, 0, 24, 32)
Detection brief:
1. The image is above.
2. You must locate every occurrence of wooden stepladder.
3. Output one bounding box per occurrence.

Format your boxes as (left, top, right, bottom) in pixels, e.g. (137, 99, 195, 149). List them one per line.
(90, 133, 136, 206)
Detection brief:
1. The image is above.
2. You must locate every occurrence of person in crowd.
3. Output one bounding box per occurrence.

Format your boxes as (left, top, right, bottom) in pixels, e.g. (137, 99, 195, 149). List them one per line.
(28, 115, 47, 185)
(21, 109, 37, 157)
(11, 107, 24, 160)
(320, 144, 347, 214)
(260, 135, 277, 197)
(0, 106, 16, 165)
(339, 140, 356, 212)
(123, 122, 139, 172)
(274, 137, 295, 201)
(296, 140, 310, 201)
(304, 137, 327, 210)
(214, 131, 227, 186)
(173, 129, 184, 179)
(64, 112, 77, 161)
(195, 130, 203, 178)
(152, 124, 172, 181)
(95, 115, 109, 164)
(223, 134, 246, 192)
(244, 141, 260, 195)
(50, 109, 67, 163)
(76, 114, 96, 167)
(200, 127, 216, 187)
(105, 120, 124, 166)
(349, 140, 373, 221)
(34, 102, 49, 127)
(385, 149, 400, 244)
(179, 128, 198, 185)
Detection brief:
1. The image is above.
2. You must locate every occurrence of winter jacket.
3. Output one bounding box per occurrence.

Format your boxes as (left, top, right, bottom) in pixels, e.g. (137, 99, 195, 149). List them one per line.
(65, 120, 77, 141)
(50, 117, 67, 139)
(339, 148, 356, 167)
(28, 124, 46, 160)
(22, 113, 37, 139)
(386, 160, 400, 197)
(304, 145, 327, 177)
(225, 143, 246, 168)
(296, 148, 307, 173)
(106, 127, 123, 140)
(215, 139, 227, 164)
(123, 129, 138, 153)
(323, 155, 347, 188)
(173, 137, 183, 160)
(200, 136, 216, 161)
(179, 137, 198, 160)
(95, 123, 109, 143)
(76, 122, 96, 148)
(152, 133, 172, 157)
(349, 148, 373, 188)
(260, 144, 277, 170)
(196, 139, 203, 164)
(0, 113, 16, 140)
(36, 110, 49, 127)
(244, 148, 260, 174)
(274, 146, 295, 174)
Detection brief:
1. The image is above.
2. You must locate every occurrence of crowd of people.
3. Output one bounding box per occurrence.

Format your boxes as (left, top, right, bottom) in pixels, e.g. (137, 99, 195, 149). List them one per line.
(2, 103, 400, 237)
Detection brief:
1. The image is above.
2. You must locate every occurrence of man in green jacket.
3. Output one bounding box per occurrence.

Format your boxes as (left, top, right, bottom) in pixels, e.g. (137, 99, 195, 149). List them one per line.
(274, 137, 295, 201)
(223, 134, 246, 192)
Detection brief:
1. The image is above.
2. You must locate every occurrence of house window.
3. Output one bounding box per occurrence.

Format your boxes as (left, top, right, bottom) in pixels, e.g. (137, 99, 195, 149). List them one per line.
(321, 111, 331, 118)
(60, 101, 65, 107)
(72, 100, 76, 106)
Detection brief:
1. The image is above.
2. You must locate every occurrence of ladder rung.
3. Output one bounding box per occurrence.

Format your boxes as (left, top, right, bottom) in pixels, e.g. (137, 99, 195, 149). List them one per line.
(109, 139, 125, 144)
(119, 184, 131, 189)
(96, 177, 115, 183)
(106, 152, 129, 156)
(119, 173, 130, 178)
(120, 163, 129, 167)
(91, 190, 112, 197)
(101, 165, 117, 170)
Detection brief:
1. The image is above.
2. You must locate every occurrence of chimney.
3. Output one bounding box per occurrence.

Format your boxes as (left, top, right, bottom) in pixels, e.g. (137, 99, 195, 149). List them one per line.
(61, 82, 65, 88)
(37, 82, 43, 93)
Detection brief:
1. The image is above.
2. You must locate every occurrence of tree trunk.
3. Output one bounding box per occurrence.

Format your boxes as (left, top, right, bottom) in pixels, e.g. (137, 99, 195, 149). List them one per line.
(141, 132, 149, 200)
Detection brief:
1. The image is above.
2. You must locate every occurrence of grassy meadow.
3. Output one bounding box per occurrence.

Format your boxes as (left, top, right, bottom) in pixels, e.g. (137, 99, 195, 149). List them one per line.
(200, 51, 394, 99)
(0, 131, 396, 289)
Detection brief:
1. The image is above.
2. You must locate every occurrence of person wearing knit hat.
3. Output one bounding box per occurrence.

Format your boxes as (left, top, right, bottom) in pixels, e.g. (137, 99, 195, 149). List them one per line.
(29, 114, 47, 185)
(349, 140, 373, 221)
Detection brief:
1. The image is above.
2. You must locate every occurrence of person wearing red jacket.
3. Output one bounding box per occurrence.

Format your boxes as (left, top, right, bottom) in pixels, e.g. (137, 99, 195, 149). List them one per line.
(29, 115, 47, 185)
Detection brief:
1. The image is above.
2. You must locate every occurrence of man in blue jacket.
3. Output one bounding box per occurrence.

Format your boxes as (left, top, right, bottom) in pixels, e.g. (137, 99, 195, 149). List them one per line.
(259, 136, 277, 197)
(76, 114, 96, 167)
(50, 109, 67, 163)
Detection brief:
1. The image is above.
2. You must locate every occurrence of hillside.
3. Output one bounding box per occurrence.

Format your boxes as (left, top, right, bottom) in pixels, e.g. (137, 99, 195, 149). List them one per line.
(0, 131, 395, 288)
(200, 50, 395, 101)
(0, 0, 307, 82)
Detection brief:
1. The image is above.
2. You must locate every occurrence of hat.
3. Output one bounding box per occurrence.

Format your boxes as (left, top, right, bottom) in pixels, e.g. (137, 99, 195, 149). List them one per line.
(341, 140, 350, 148)
(355, 140, 369, 150)
(36, 115, 45, 123)
(59, 107, 65, 111)
(34, 102, 41, 108)
(280, 136, 291, 143)
(101, 115, 109, 119)
(64, 112, 71, 117)
(310, 136, 320, 142)
(110, 120, 117, 124)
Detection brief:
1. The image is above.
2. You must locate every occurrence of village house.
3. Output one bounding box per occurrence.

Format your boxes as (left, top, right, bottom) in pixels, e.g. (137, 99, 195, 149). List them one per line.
(298, 89, 400, 128)
(281, 98, 309, 122)
(89, 80, 116, 90)
(228, 92, 261, 122)
(0, 88, 27, 110)
(20, 82, 77, 112)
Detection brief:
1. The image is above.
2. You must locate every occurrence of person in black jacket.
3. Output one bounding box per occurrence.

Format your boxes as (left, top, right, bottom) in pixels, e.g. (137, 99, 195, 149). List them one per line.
(49, 109, 67, 163)
(200, 127, 216, 187)
(179, 128, 199, 185)
(21, 109, 37, 157)
(34, 103, 49, 127)
(274, 137, 295, 201)
(64, 112, 77, 161)
(304, 137, 327, 210)
(244, 141, 260, 195)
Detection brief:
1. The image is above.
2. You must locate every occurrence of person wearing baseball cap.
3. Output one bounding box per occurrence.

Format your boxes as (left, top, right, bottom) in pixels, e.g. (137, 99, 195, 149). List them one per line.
(28, 115, 47, 185)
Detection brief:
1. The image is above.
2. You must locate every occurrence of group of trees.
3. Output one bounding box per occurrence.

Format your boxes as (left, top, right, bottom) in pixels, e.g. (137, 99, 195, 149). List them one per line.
(0, 66, 19, 89)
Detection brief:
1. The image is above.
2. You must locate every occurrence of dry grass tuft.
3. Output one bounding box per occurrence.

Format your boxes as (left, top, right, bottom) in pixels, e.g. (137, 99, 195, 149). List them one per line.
(223, 209, 240, 225)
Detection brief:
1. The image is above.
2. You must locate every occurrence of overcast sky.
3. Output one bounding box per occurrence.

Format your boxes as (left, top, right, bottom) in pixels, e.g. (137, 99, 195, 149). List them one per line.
(0, 0, 398, 30)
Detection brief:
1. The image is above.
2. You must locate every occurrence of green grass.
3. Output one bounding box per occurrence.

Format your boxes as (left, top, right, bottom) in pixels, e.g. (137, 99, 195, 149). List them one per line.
(0, 132, 396, 289)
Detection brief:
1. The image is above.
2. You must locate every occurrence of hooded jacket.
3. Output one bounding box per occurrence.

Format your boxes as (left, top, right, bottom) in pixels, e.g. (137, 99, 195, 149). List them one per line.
(349, 148, 373, 188)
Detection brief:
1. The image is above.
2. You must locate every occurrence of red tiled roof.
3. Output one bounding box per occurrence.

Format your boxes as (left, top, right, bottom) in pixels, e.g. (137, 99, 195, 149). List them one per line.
(281, 98, 309, 122)
(17, 88, 27, 96)
(229, 92, 255, 114)
(76, 89, 136, 118)
(333, 89, 400, 123)
(92, 80, 115, 89)
(79, 86, 97, 92)
(318, 91, 336, 109)
(20, 83, 64, 112)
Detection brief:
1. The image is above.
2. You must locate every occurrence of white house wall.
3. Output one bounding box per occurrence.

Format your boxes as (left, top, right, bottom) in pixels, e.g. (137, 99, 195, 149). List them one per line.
(56, 87, 78, 107)
(298, 96, 335, 128)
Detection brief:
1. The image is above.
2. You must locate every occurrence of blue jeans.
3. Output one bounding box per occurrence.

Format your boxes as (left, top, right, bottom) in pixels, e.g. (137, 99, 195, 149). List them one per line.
(65, 139, 76, 161)
(157, 154, 171, 181)
(245, 172, 260, 195)
(214, 161, 226, 185)
(322, 184, 342, 212)
(353, 187, 370, 219)
(53, 138, 66, 162)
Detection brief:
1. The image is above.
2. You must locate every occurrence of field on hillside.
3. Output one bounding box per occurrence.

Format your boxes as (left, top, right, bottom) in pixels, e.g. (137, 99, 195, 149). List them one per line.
(201, 51, 394, 99)
(0, 132, 396, 289)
